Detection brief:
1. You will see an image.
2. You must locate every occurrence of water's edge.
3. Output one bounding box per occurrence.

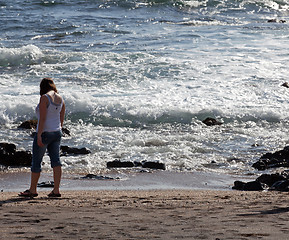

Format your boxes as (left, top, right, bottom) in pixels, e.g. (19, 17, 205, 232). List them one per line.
(0, 170, 256, 192)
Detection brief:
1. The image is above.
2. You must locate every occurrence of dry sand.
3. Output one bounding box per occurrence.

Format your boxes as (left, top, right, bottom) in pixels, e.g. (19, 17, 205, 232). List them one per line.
(1, 189, 289, 240)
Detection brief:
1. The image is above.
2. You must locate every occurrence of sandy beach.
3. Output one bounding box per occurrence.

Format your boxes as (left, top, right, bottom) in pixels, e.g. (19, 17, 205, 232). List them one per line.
(1, 189, 289, 240)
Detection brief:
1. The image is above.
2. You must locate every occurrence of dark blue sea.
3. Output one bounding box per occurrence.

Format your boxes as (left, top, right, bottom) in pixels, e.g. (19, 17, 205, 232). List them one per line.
(1, 0, 289, 181)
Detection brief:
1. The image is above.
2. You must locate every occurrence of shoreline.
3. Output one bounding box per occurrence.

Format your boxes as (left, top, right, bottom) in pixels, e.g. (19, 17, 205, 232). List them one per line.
(0, 170, 256, 192)
(1, 189, 289, 239)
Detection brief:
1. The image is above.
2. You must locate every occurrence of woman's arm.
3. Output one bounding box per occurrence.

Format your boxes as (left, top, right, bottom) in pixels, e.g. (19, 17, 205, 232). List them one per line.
(37, 95, 49, 147)
(60, 101, 65, 128)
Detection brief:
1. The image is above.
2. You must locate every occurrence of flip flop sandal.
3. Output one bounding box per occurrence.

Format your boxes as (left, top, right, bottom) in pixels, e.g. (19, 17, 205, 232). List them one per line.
(48, 191, 61, 198)
(18, 190, 38, 198)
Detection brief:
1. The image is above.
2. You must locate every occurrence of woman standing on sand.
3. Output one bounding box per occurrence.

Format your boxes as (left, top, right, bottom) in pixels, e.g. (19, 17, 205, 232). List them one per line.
(19, 78, 65, 198)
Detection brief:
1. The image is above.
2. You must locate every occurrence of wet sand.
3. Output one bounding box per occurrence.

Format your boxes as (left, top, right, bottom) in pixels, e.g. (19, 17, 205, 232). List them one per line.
(1, 189, 289, 240)
(0, 170, 255, 192)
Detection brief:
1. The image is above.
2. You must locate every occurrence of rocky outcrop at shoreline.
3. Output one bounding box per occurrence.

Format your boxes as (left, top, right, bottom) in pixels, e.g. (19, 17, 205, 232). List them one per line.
(0, 143, 32, 167)
(233, 146, 289, 191)
(0, 120, 89, 167)
(0, 142, 91, 167)
(233, 171, 289, 191)
(252, 146, 289, 170)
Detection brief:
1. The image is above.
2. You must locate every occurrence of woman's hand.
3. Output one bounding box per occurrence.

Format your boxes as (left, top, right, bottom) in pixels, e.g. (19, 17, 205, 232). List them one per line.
(37, 134, 44, 147)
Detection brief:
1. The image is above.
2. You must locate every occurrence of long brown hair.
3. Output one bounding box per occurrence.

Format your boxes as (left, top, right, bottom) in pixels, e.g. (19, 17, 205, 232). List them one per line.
(40, 78, 58, 96)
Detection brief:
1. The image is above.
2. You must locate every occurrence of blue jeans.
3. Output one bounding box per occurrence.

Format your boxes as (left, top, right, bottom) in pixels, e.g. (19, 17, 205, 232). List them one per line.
(31, 131, 62, 173)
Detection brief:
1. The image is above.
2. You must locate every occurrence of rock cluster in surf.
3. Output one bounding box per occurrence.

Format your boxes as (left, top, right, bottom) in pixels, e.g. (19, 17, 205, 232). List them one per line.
(0, 142, 91, 167)
(106, 160, 166, 170)
(233, 146, 289, 191)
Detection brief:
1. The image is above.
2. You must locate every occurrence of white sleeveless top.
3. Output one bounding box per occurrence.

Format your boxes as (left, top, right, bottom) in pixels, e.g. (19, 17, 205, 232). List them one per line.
(36, 94, 63, 132)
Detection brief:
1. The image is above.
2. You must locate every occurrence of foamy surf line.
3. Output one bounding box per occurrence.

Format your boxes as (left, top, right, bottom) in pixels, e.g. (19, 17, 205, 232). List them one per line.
(0, 170, 255, 192)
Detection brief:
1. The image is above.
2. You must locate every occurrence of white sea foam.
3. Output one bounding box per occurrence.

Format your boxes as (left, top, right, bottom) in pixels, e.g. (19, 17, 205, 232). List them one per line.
(0, 45, 43, 67)
(1, 43, 289, 127)
(2, 0, 289, 176)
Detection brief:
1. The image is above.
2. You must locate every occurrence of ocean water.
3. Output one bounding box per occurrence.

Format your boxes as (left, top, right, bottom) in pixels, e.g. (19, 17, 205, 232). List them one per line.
(1, 0, 289, 177)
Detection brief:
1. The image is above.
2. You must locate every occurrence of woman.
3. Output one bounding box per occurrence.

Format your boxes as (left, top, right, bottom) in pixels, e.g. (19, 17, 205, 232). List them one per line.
(19, 78, 65, 198)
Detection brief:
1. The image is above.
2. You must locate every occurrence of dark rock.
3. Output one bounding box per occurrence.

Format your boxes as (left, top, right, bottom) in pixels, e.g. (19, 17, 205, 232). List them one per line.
(260, 146, 289, 160)
(1, 142, 91, 167)
(252, 146, 289, 170)
(14, 151, 32, 166)
(264, 159, 289, 169)
(0, 143, 16, 155)
(244, 180, 267, 191)
(142, 161, 166, 170)
(233, 170, 289, 192)
(269, 19, 278, 22)
(256, 173, 287, 187)
(18, 120, 38, 129)
(270, 180, 289, 191)
(80, 174, 117, 180)
(106, 160, 166, 170)
(252, 160, 267, 170)
(37, 181, 54, 188)
(61, 127, 71, 136)
(107, 160, 135, 168)
(232, 181, 246, 190)
(202, 117, 222, 126)
(233, 180, 267, 191)
(268, 19, 286, 23)
(0, 143, 32, 167)
(282, 82, 289, 88)
(60, 145, 91, 155)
